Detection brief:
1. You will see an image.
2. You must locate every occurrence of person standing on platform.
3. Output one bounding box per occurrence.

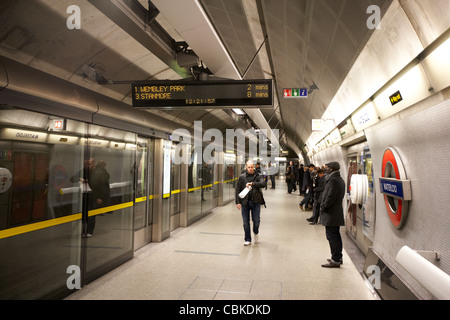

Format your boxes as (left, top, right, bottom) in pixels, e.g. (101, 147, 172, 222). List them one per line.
(298, 164, 314, 210)
(307, 168, 325, 225)
(298, 164, 304, 195)
(286, 161, 296, 194)
(236, 160, 266, 246)
(320, 161, 346, 268)
(268, 161, 276, 189)
(255, 161, 261, 174)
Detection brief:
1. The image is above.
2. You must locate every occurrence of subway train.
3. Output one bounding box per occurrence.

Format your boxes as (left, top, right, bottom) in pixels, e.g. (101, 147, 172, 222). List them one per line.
(1, 0, 450, 300)
(0, 57, 241, 299)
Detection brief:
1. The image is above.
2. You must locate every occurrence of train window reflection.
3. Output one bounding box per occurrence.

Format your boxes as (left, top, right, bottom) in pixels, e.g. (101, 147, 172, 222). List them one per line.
(0, 114, 86, 299)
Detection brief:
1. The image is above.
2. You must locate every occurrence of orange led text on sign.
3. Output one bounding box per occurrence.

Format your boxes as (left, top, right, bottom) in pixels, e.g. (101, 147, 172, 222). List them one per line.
(134, 85, 186, 100)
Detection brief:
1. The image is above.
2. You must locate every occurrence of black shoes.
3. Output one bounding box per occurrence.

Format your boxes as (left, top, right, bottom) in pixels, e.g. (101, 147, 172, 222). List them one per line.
(321, 258, 343, 268)
(321, 261, 341, 268)
(306, 217, 318, 224)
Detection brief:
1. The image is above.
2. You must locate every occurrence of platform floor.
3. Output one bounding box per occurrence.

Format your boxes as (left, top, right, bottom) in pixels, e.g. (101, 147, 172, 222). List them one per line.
(67, 178, 377, 300)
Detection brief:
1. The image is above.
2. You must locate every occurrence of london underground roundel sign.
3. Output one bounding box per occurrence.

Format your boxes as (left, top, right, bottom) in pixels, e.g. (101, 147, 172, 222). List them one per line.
(379, 147, 412, 229)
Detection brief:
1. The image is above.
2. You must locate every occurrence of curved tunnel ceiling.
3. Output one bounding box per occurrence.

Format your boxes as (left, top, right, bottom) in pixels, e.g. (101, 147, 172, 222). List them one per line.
(0, 0, 393, 158)
(199, 0, 392, 155)
(0, 0, 245, 136)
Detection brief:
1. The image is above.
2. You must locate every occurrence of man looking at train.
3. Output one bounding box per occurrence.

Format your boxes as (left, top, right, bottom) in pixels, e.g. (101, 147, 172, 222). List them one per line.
(236, 160, 266, 246)
(320, 161, 346, 268)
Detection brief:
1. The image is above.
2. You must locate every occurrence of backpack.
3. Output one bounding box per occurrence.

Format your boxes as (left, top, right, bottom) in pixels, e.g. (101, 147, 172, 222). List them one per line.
(247, 172, 266, 208)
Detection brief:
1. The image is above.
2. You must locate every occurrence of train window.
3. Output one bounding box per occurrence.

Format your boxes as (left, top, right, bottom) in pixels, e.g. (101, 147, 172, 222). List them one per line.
(223, 152, 237, 202)
(0, 107, 138, 298)
(0, 109, 86, 299)
(134, 137, 154, 250)
(187, 145, 202, 224)
(83, 126, 135, 277)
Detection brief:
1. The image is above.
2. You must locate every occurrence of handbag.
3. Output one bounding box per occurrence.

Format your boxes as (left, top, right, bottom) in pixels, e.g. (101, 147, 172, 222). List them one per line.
(251, 187, 266, 208)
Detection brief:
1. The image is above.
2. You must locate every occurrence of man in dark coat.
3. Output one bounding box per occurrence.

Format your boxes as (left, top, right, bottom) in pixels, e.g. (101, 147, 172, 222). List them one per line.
(236, 160, 266, 246)
(320, 161, 346, 268)
(299, 164, 314, 210)
(307, 168, 326, 224)
(302, 165, 311, 195)
(298, 164, 304, 194)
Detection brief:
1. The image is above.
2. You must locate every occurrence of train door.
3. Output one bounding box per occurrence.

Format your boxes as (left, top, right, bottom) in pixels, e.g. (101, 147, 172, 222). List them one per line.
(187, 144, 202, 224)
(201, 159, 214, 216)
(223, 152, 237, 203)
(82, 126, 135, 284)
(212, 161, 219, 208)
(185, 144, 217, 225)
(134, 136, 154, 250)
(0, 115, 85, 299)
(160, 140, 172, 239)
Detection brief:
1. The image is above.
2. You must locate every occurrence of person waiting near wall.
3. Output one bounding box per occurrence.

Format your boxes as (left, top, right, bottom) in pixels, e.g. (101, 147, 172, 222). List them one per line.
(307, 168, 326, 225)
(298, 164, 315, 210)
(285, 163, 294, 194)
(298, 163, 304, 195)
(320, 161, 346, 268)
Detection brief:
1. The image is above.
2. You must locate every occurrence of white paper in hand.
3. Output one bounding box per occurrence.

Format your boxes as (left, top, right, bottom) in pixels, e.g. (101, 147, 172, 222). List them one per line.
(239, 186, 251, 198)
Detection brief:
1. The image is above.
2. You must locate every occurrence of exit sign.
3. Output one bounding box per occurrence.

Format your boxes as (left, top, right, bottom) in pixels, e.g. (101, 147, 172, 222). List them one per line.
(283, 88, 308, 98)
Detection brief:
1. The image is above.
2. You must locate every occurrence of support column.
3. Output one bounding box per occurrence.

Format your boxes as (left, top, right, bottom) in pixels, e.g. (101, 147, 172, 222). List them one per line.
(152, 139, 164, 242)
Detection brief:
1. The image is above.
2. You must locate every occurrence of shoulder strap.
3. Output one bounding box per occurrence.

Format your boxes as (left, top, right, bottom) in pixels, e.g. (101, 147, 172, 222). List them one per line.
(245, 172, 258, 182)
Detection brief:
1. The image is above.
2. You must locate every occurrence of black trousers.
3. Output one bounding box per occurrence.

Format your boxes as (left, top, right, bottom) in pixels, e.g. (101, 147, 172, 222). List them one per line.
(270, 175, 275, 188)
(325, 226, 343, 263)
(311, 201, 321, 222)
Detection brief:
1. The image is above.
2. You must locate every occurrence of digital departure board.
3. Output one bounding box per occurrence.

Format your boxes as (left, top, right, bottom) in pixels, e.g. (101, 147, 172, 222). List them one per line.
(131, 79, 273, 109)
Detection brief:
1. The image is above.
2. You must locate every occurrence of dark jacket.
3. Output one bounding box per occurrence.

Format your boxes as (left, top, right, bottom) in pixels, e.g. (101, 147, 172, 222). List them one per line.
(302, 169, 311, 191)
(90, 166, 111, 207)
(285, 166, 294, 182)
(236, 171, 266, 206)
(320, 171, 345, 226)
(298, 166, 304, 187)
(313, 174, 326, 203)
